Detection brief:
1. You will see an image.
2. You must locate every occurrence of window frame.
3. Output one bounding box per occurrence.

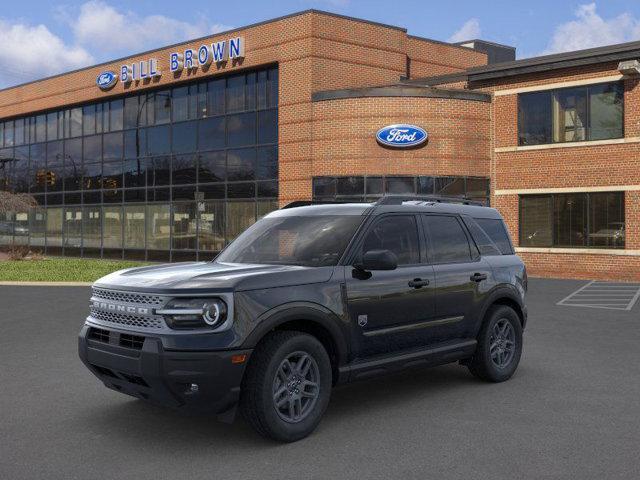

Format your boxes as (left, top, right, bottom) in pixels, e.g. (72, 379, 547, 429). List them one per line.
(518, 192, 625, 249)
(517, 81, 624, 146)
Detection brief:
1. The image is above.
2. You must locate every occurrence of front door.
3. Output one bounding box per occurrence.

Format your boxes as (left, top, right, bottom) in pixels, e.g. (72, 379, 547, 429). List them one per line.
(345, 214, 436, 358)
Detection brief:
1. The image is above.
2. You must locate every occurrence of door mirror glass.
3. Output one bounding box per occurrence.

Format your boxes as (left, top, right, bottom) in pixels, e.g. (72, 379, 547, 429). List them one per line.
(360, 249, 398, 271)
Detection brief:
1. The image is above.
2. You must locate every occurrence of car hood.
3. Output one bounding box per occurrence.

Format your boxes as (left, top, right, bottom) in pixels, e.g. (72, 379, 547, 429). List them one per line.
(93, 261, 335, 293)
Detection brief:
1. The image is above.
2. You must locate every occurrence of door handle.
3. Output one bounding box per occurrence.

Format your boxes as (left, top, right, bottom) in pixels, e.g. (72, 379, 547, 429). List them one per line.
(470, 272, 488, 282)
(408, 278, 430, 289)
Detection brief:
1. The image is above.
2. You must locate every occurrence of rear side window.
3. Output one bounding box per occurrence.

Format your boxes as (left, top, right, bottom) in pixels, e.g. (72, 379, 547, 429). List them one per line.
(422, 215, 472, 264)
(463, 217, 502, 256)
(475, 218, 514, 255)
(361, 215, 420, 265)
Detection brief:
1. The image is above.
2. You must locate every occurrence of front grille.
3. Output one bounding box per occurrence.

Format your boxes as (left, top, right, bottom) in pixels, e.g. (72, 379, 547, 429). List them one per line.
(88, 327, 110, 343)
(120, 333, 145, 350)
(90, 308, 164, 330)
(91, 288, 164, 306)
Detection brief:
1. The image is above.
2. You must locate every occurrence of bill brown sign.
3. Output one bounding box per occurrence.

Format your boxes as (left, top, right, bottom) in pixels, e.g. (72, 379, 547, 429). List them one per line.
(97, 36, 245, 89)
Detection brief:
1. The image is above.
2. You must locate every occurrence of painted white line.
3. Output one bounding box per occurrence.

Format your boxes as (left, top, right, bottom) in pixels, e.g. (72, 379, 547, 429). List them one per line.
(557, 280, 640, 311)
(559, 304, 630, 311)
(626, 286, 640, 311)
(557, 281, 595, 306)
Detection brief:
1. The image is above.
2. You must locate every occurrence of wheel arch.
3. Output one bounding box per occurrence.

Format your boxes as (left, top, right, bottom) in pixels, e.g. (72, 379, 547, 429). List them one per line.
(242, 303, 349, 385)
(480, 288, 526, 329)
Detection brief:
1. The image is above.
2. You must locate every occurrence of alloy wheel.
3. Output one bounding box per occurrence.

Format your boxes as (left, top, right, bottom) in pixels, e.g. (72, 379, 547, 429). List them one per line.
(272, 351, 321, 423)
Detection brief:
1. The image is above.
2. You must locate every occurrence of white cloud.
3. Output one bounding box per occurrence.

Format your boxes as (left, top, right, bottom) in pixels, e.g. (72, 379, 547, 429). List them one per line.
(70, 1, 231, 55)
(448, 18, 481, 43)
(0, 1, 233, 88)
(542, 3, 640, 54)
(0, 20, 93, 88)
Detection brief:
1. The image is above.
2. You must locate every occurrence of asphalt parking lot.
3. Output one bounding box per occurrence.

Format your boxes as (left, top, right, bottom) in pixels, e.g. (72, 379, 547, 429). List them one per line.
(1, 278, 639, 480)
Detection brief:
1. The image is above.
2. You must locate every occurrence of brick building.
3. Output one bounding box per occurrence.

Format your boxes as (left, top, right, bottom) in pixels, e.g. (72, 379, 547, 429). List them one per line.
(0, 10, 637, 280)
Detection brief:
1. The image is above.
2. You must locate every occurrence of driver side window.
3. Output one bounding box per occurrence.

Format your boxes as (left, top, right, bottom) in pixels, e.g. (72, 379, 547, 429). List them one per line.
(361, 215, 420, 265)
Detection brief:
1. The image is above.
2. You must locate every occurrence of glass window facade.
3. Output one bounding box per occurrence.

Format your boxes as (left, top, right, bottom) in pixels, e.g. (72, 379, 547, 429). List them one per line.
(519, 192, 625, 248)
(312, 175, 490, 205)
(518, 82, 623, 145)
(0, 66, 279, 260)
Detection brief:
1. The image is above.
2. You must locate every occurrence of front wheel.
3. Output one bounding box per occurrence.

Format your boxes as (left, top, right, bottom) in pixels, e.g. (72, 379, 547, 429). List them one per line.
(240, 331, 332, 442)
(467, 305, 523, 382)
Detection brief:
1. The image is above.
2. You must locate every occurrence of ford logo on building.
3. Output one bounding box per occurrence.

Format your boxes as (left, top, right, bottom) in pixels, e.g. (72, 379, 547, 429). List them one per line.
(376, 124, 428, 148)
(96, 71, 118, 90)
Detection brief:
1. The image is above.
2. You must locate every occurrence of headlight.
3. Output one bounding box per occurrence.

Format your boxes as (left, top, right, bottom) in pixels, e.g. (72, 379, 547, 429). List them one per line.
(157, 298, 228, 330)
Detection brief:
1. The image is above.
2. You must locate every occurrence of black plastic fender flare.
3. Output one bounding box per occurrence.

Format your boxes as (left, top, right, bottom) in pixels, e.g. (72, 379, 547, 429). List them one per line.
(241, 302, 350, 366)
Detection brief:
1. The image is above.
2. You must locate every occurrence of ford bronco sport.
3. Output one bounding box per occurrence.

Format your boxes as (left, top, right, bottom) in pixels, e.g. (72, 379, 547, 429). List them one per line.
(79, 196, 527, 442)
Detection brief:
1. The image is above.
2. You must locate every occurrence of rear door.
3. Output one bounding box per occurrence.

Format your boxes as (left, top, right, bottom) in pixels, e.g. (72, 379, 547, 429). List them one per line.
(421, 214, 493, 341)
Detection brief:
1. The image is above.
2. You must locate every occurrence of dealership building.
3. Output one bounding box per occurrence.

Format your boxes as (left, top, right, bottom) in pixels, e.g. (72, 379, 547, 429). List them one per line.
(0, 10, 639, 279)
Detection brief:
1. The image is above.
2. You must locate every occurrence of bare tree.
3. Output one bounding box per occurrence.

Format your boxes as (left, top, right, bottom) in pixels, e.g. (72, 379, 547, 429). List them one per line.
(0, 191, 37, 215)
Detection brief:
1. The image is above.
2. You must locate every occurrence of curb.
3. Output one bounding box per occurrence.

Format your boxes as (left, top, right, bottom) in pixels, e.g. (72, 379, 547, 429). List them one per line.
(0, 281, 93, 286)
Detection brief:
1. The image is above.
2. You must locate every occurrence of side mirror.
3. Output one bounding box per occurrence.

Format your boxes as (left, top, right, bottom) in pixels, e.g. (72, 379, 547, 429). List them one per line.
(358, 249, 398, 271)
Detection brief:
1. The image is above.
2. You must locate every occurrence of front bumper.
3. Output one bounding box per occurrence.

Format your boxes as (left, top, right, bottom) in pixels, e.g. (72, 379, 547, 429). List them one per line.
(78, 324, 251, 414)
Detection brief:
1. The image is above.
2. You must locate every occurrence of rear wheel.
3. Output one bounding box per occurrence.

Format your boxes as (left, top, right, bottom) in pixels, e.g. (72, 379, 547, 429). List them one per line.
(467, 305, 523, 382)
(240, 331, 332, 442)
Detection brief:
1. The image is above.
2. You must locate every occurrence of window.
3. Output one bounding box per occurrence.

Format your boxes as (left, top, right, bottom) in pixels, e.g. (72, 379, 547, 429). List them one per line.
(147, 204, 170, 250)
(217, 215, 363, 266)
(313, 176, 491, 205)
(0, 66, 277, 259)
(463, 217, 502, 256)
(198, 201, 225, 252)
(103, 206, 122, 249)
(172, 203, 197, 250)
(361, 215, 420, 265)
(423, 215, 472, 263)
(519, 192, 624, 248)
(227, 112, 256, 147)
(29, 208, 46, 247)
(590, 83, 624, 140)
(83, 206, 102, 249)
(386, 177, 414, 194)
(518, 82, 623, 145)
(336, 177, 364, 197)
(198, 117, 225, 150)
(147, 125, 171, 155)
(475, 218, 513, 255)
(124, 205, 145, 249)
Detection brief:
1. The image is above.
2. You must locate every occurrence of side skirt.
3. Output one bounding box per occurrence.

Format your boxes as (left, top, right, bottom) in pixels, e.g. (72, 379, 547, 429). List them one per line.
(337, 339, 477, 383)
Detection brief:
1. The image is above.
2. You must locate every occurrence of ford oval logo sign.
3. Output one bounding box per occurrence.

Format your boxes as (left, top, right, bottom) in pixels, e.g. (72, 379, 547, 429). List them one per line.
(376, 124, 428, 148)
(96, 71, 118, 90)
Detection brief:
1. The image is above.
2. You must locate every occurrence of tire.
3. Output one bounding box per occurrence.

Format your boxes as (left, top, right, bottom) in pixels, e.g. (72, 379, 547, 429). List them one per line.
(467, 305, 523, 382)
(240, 331, 332, 442)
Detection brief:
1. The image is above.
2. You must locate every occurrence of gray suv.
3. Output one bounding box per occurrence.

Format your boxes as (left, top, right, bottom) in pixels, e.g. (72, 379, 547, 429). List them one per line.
(79, 196, 527, 442)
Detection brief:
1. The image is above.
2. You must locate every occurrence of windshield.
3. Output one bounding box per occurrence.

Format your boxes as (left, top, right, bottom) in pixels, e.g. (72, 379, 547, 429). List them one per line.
(216, 215, 364, 267)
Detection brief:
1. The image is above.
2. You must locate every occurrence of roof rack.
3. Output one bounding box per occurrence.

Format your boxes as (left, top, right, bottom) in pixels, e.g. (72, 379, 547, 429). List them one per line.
(282, 200, 353, 209)
(375, 195, 483, 206)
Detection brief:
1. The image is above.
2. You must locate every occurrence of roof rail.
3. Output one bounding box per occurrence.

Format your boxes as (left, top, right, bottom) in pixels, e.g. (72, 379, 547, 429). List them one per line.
(375, 195, 484, 206)
(282, 200, 354, 209)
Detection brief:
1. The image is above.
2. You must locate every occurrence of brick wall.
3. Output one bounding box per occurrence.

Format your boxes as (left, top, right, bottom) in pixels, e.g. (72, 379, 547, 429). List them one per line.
(309, 95, 490, 183)
(406, 37, 487, 79)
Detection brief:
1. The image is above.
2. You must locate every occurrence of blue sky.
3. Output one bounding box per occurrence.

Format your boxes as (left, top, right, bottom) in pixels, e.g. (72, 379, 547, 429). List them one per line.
(2, 1, 640, 88)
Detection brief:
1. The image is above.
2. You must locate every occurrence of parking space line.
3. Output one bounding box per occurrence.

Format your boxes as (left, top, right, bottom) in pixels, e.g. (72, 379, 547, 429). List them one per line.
(557, 280, 640, 311)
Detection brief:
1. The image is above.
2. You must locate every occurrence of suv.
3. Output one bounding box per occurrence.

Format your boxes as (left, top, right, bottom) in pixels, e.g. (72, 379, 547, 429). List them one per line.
(78, 196, 527, 442)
